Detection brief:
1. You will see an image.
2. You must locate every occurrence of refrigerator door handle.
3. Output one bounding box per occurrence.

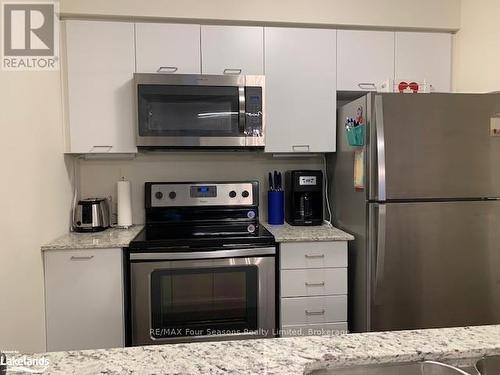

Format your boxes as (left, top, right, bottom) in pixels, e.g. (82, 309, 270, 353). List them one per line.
(374, 95, 387, 201)
(374, 203, 387, 306)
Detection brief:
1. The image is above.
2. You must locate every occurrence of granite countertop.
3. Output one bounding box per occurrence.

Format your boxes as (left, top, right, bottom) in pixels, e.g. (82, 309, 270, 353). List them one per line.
(41, 225, 143, 250)
(263, 222, 354, 242)
(6, 325, 500, 374)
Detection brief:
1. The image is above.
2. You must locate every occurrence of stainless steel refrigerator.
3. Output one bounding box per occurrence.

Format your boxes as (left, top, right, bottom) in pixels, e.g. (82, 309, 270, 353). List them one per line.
(328, 93, 500, 332)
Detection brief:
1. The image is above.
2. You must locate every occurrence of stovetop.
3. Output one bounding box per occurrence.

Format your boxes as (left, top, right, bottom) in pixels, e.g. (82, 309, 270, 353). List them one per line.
(129, 222, 275, 251)
(130, 181, 276, 251)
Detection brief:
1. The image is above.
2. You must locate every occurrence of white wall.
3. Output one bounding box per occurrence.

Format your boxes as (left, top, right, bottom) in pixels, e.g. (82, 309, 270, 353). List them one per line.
(60, 0, 461, 31)
(0, 70, 74, 352)
(78, 153, 323, 223)
(452, 0, 500, 92)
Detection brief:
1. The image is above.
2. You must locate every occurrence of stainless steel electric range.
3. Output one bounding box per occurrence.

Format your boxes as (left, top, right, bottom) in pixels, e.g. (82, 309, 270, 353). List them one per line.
(127, 181, 276, 346)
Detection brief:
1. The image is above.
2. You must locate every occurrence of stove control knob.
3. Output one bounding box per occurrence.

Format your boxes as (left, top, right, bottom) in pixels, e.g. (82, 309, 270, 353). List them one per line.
(247, 211, 256, 219)
(229, 190, 237, 198)
(155, 192, 163, 200)
(242, 190, 250, 198)
(169, 191, 177, 199)
(247, 224, 256, 233)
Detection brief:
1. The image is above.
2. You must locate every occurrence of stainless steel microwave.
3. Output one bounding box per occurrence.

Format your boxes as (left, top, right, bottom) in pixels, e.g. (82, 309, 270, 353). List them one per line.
(134, 74, 265, 148)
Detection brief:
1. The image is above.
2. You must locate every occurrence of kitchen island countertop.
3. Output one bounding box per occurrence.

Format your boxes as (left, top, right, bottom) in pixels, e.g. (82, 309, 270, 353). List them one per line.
(263, 222, 354, 242)
(8, 325, 500, 374)
(41, 225, 143, 251)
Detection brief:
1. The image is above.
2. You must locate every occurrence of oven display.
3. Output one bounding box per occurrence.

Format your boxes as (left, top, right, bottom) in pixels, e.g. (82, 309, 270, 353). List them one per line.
(190, 185, 217, 198)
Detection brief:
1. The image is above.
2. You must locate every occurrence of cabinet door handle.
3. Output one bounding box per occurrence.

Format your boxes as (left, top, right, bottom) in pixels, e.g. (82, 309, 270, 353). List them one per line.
(358, 82, 377, 90)
(305, 281, 325, 287)
(89, 145, 113, 153)
(70, 255, 94, 261)
(305, 309, 325, 316)
(292, 145, 310, 152)
(305, 254, 325, 259)
(157, 66, 178, 73)
(223, 68, 242, 75)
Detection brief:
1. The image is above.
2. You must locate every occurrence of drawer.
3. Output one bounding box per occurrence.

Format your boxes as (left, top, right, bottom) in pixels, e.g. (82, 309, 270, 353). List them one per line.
(280, 241, 347, 269)
(281, 268, 347, 297)
(281, 295, 347, 326)
(280, 322, 348, 337)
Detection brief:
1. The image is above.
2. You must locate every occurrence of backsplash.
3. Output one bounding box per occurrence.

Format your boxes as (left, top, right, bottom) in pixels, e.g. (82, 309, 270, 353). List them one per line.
(78, 152, 323, 224)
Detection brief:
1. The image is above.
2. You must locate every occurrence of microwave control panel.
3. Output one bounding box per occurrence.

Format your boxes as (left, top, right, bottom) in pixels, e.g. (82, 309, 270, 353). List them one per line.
(245, 87, 263, 136)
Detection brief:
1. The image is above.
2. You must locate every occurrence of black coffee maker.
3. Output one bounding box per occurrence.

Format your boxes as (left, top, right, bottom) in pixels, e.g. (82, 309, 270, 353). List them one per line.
(285, 170, 323, 226)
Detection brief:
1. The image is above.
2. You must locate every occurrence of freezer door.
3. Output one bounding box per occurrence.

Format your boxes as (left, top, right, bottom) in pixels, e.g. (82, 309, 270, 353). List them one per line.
(370, 93, 500, 200)
(369, 200, 500, 331)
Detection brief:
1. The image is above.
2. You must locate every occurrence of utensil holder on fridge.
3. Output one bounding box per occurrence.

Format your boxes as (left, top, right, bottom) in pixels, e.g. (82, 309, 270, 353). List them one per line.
(346, 124, 365, 147)
(267, 191, 284, 225)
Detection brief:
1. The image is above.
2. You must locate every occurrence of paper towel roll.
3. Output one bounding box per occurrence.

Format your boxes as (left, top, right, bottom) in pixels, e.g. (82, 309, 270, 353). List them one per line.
(117, 179, 132, 228)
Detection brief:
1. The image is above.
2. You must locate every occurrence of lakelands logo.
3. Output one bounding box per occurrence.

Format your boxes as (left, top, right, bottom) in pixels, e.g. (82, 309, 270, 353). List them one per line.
(0, 352, 50, 374)
(2, 1, 59, 70)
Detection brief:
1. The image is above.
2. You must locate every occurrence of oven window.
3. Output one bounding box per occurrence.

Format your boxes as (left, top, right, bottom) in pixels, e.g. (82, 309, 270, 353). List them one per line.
(138, 85, 241, 137)
(150, 266, 258, 339)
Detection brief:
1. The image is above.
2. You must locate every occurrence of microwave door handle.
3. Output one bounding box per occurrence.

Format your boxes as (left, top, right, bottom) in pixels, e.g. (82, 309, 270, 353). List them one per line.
(238, 86, 246, 135)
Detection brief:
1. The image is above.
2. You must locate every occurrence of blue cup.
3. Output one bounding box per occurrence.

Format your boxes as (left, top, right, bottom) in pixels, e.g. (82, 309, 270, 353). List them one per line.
(268, 191, 285, 225)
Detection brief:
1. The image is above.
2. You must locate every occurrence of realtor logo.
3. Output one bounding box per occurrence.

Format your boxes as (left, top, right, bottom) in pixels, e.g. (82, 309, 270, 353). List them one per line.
(2, 1, 59, 70)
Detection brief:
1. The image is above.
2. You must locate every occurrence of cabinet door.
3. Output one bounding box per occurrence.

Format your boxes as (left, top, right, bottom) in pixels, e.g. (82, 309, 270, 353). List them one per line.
(264, 27, 336, 153)
(201, 25, 264, 75)
(395, 32, 452, 93)
(44, 248, 124, 351)
(337, 30, 394, 91)
(135, 23, 201, 74)
(65, 21, 136, 153)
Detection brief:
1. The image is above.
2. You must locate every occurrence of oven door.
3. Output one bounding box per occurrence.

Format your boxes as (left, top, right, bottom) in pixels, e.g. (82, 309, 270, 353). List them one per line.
(135, 74, 263, 148)
(130, 247, 275, 345)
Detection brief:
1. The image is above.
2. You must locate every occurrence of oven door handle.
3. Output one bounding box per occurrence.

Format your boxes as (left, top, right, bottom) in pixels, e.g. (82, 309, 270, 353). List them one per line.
(130, 247, 276, 261)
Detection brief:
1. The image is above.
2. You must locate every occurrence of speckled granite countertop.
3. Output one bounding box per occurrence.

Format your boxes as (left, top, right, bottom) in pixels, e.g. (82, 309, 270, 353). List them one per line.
(263, 223, 354, 242)
(6, 325, 500, 374)
(41, 226, 143, 250)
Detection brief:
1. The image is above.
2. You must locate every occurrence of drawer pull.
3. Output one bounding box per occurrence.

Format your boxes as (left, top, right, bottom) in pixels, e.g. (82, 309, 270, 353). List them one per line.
(89, 145, 113, 153)
(292, 145, 310, 152)
(305, 281, 325, 287)
(305, 309, 325, 316)
(157, 66, 178, 73)
(305, 254, 325, 259)
(223, 68, 242, 75)
(70, 255, 94, 261)
(358, 82, 377, 90)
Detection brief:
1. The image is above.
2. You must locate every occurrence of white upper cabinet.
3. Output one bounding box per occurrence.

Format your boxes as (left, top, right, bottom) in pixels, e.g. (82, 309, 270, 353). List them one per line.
(264, 27, 337, 153)
(65, 20, 136, 153)
(395, 32, 452, 92)
(201, 25, 264, 75)
(135, 23, 201, 74)
(337, 30, 395, 91)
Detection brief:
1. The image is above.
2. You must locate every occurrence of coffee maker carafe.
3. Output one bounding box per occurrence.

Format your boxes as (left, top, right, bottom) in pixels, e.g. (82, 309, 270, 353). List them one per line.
(285, 170, 323, 226)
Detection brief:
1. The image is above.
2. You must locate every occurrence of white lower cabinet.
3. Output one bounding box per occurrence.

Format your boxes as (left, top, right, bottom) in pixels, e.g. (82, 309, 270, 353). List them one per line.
(279, 241, 348, 337)
(44, 248, 124, 351)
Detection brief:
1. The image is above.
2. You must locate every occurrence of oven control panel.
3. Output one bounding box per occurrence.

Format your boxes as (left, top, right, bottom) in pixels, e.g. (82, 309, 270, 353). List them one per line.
(149, 182, 255, 207)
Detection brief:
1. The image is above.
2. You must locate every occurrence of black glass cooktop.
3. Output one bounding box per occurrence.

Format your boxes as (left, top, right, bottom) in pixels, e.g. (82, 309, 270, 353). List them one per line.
(129, 222, 275, 251)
